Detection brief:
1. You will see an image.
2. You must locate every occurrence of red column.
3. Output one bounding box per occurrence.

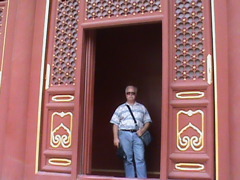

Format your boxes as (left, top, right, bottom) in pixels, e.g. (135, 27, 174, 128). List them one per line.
(214, 0, 231, 180)
(1, 0, 36, 179)
(228, 0, 240, 179)
(0, 1, 15, 177)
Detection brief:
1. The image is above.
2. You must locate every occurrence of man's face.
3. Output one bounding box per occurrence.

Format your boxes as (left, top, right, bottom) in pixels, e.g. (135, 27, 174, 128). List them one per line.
(125, 87, 137, 102)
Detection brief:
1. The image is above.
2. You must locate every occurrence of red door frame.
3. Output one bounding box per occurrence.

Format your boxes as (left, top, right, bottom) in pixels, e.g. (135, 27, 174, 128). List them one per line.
(77, 2, 167, 180)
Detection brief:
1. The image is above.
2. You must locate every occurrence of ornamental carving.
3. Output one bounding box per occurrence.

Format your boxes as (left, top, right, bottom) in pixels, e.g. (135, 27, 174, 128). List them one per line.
(177, 110, 204, 151)
(175, 163, 204, 171)
(51, 0, 80, 86)
(176, 91, 204, 99)
(173, 0, 206, 80)
(52, 95, 74, 102)
(85, 0, 161, 20)
(50, 112, 72, 148)
(48, 158, 72, 166)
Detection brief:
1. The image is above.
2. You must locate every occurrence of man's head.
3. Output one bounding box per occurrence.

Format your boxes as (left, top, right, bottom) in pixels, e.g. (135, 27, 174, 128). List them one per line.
(125, 85, 137, 104)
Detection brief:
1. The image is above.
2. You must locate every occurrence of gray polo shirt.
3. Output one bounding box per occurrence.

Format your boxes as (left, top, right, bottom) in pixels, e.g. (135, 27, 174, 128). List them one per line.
(110, 102, 152, 130)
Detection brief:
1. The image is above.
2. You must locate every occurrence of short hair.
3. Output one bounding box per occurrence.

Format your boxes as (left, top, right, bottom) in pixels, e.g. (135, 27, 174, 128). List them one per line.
(125, 85, 138, 94)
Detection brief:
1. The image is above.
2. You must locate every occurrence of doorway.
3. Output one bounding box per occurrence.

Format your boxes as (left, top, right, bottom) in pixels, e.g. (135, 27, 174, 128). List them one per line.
(91, 23, 162, 178)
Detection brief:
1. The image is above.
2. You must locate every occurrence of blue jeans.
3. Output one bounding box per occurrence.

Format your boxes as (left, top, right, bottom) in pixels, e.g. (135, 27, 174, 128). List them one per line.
(119, 130, 147, 178)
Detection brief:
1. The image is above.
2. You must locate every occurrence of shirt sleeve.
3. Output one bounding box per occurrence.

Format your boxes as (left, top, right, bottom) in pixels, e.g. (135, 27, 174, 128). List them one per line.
(110, 107, 121, 125)
(143, 106, 152, 124)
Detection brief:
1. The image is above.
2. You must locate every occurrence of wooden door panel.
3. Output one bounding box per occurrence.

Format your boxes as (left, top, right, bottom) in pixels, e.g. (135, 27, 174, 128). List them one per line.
(38, 0, 80, 173)
(168, 0, 214, 179)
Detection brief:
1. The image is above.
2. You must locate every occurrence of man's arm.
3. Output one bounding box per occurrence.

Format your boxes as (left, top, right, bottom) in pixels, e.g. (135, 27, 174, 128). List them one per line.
(113, 124, 120, 148)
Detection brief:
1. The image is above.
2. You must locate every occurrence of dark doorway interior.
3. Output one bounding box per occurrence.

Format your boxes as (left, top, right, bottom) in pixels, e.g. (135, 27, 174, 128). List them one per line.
(92, 23, 162, 178)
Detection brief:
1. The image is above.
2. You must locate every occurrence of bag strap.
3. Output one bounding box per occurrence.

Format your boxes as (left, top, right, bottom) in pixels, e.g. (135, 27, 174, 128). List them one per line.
(126, 104, 138, 127)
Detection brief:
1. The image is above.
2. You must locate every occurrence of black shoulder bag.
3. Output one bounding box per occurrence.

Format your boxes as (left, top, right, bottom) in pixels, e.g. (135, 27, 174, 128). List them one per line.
(126, 105, 152, 146)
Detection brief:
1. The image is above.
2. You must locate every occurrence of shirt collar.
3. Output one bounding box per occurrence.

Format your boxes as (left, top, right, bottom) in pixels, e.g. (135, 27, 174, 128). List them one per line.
(125, 102, 139, 106)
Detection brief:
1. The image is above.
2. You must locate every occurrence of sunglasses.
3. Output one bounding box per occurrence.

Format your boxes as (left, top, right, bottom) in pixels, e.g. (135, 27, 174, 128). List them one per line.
(126, 92, 136, 95)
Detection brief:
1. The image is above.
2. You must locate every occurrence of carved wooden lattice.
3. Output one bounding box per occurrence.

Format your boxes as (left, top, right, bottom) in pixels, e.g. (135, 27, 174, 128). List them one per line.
(0, 7, 4, 30)
(51, 0, 80, 86)
(0, 6, 4, 67)
(0, 6, 5, 49)
(85, 0, 161, 20)
(174, 0, 205, 81)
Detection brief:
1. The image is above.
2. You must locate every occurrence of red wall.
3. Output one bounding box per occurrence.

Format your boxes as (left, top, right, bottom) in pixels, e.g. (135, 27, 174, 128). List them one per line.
(0, 0, 37, 179)
(214, 0, 230, 180)
(227, 0, 240, 179)
(212, 0, 240, 179)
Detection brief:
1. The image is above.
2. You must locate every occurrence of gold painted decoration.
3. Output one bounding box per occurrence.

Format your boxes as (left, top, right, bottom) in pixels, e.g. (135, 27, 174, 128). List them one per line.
(48, 158, 72, 166)
(211, 0, 219, 179)
(176, 91, 204, 99)
(52, 95, 74, 102)
(175, 163, 204, 171)
(177, 110, 204, 151)
(50, 112, 72, 148)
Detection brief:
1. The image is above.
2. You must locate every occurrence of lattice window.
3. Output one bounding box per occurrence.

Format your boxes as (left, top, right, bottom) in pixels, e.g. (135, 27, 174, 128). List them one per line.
(0, 7, 4, 39)
(51, 0, 80, 86)
(85, 0, 161, 20)
(174, 0, 205, 80)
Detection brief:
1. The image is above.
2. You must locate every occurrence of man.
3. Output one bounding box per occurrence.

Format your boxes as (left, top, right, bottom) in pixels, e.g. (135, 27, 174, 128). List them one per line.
(110, 85, 152, 178)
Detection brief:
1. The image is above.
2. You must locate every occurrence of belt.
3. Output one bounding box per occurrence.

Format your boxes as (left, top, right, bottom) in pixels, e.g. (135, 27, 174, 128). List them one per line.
(121, 129, 137, 132)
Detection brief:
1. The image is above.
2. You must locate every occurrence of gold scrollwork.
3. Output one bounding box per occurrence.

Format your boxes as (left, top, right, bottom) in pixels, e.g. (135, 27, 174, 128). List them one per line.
(177, 110, 204, 151)
(175, 163, 205, 171)
(52, 95, 74, 102)
(50, 112, 72, 148)
(48, 158, 71, 166)
(176, 91, 205, 99)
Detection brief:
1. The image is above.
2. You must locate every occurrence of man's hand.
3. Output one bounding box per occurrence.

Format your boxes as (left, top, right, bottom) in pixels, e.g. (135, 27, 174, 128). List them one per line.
(137, 122, 151, 137)
(137, 129, 144, 137)
(113, 124, 120, 148)
(114, 137, 120, 148)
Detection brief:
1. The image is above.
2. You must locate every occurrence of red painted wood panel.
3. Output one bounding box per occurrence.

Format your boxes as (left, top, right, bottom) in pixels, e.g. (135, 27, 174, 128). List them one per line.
(167, 0, 214, 179)
(39, 0, 80, 173)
